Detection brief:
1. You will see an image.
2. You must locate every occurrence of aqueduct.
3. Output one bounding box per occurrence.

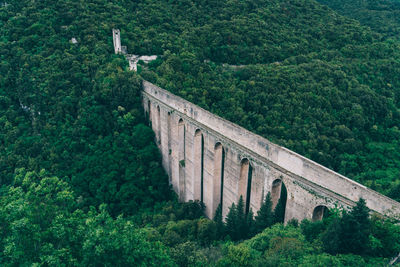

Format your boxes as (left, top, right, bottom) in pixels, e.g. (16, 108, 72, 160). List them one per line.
(142, 80, 400, 222)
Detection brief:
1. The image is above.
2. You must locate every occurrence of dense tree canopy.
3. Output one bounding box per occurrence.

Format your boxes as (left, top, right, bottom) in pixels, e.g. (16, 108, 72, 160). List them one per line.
(0, 0, 172, 216)
(317, 0, 400, 39)
(2, 0, 400, 266)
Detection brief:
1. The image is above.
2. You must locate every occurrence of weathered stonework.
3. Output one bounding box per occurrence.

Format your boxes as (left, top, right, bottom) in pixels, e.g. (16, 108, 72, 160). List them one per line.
(112, 29, 158, 71)
(142, 80, 400, 222)
(112, 29, 122, 54)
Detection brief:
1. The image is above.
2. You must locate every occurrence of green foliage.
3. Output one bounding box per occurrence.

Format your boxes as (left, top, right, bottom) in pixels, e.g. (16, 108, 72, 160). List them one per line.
(213, 203, 225, 239)
(246, 224, 309, 253)
(320, 199, 372, 255)
(301, 198, 400, 258)
(0, 170, 174, 266)
(225, 202, 238, 241)
(368, 216, 400, 257)
(0, 170, 82, 265)
(175, 200, 205, 220)
(130, 0, 400, 198)
(254, 192, 274, 233)
(81, 207, 175, 267)
(388, 182, 400, 202)
(320, 217, 344, 254)
(246, 209, 255, 238)
(236, 196, 246, 238)
(340, 198, 371, 255)
(169, 241, 208, 267)
(0, 0, 172, 217)
(2, 0, 400, 265)
(317, 0, 400, 39)
(287, 218, 299, 228)
(301, 219, 327, 243)
(225, 196, 255, 241)
(219, 224, 313, 266)
(298, 253, 367, 267)
(197, 218, 217, 246)
(219, 243, 263, 267)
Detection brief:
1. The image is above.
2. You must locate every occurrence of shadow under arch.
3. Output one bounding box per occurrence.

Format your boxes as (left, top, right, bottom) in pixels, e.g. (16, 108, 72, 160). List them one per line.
(178, 118, 185, 201)
(271, 178, 287, 223)
(312, 205, 330, 222)
(194, 129, 204, 202)
(166, 111, 172, 182)
(156, 105, 161, 144)
(213, 142, 225, 216)
(239, 158, 253, 214)
(147, 100, 151, 124)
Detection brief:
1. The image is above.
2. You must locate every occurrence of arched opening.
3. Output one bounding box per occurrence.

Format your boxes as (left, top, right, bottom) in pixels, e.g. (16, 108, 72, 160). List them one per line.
(312, 205, 330, 222)
(147, 100, 151, 124)
(194, 129, 204, 202)
(239, 158, 253, 214)
(167, 112, 172, 182)
(178, 119, 185, 201)
(271, 179, 282, 209)
(156, 105, 161, 144)
(271, 179, 287, 223)
(213, 142, 225, 215)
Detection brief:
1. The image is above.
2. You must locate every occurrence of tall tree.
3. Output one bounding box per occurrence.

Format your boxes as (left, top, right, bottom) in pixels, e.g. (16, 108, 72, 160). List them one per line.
(340, 198, 370, 255)
(236, 196, 246, 239)
(213, 203, 225, 239)
(320, 217, 343, 255)
(246, 209, 255, 238)
(225, 202, 238, 241)
(254, 192, 274, 233)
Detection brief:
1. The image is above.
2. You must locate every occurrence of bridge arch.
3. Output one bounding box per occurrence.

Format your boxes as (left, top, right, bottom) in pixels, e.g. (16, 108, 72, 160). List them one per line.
(312, 205, 330, 222)
(167, 111, 172, 183)
(239, 158, 253, 214)
(178, 118, 185, 200)
(194, 129, 204, 202)
(156, 105, 161, 144)
(147, 100, 151, 123)
(271, 178, 287, 223)
(213, 142, 225, 216)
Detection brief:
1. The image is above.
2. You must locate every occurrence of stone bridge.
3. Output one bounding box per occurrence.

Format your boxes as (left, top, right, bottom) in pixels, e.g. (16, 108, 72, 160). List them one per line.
(142, 80, 400, 222)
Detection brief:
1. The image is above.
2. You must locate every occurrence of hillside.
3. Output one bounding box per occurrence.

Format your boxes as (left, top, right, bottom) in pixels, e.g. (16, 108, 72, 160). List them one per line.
(1, 0, 400, 266)
(123, 0, 400, 199)
(317, 0, 400, 38)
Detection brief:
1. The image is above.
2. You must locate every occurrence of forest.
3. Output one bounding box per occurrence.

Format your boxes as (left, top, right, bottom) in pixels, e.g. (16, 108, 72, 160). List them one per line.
(1, 0, 400, 266)
(317, 0, 400, 39)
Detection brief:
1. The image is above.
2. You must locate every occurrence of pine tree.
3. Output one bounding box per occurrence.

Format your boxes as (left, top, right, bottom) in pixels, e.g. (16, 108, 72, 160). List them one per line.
(321, 198, 371, 255)
(320, 217, 342, 254)
(236, 196, 246, 239)
(254, 192, 274, 233)
(226, 197, 256, 241)
(213, 203, 225, 239)
(225, 202, 238, 240)
(245, 208, 255, 238)
(340, 198, 370, 255)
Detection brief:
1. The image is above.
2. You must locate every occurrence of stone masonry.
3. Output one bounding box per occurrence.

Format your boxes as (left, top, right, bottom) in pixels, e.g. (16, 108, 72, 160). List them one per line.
(142, 80, 400, 223)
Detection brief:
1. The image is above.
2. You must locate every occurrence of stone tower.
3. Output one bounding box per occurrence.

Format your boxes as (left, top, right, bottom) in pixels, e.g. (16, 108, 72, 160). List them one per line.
(112, 29, 122, 54)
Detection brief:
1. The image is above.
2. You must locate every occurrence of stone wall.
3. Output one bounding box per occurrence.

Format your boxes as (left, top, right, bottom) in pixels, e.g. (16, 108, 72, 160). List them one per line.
(142, 80, 400, 222)
(112, 29, 122, 54)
